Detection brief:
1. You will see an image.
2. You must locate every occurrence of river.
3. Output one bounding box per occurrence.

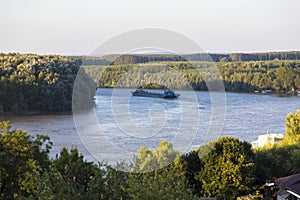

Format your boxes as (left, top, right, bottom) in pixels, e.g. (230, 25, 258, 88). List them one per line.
(0, 88, 299, 163)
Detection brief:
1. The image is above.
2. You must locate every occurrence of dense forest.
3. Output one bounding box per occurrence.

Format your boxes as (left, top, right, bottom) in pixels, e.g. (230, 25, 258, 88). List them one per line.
(84, 60, 300, 92)
(0, 53, 94, 113)
(81, 51, 300, 65)
(1, 110, 300, 199)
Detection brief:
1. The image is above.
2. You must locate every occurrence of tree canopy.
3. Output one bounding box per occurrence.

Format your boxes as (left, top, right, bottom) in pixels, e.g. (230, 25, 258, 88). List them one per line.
(0, 121, 52, 199)
(84, 60, 300, 92)
(0, 53, 94, 113)
(286, 110, 300, 138)
(179, 137, 256, 200)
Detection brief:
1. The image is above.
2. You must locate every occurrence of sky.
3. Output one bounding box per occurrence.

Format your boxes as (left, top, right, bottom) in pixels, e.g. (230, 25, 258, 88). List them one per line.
(0, 0, 299, 55)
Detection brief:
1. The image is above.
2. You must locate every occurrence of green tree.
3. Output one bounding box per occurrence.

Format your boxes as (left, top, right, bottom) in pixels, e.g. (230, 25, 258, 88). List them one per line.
(85, 163, 110, 200)
(104, 163, 130, 200)
(179, 150, 203, 197)
(196, 137, 255, 200)
(52, 147, 97, 197)
(274, 66, 294, 91)
(128, 140, 197, 200)
(286, 110, 300, 138)
(134, 140, 181, 173)
(0, 121, 52, 199)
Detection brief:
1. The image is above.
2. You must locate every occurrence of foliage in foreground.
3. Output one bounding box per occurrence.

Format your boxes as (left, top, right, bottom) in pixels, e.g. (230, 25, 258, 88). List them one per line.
(254, 110, 300, 185)
(0, 123, 196, 199)
(0, 121, 52, 199)
(0, 110, 300, 199)
(180, 137, 255, 200)
(0, 121, 255, 200)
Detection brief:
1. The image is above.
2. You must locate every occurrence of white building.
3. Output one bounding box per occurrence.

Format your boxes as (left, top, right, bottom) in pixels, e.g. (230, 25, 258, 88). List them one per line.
(251, 133, 284, 148)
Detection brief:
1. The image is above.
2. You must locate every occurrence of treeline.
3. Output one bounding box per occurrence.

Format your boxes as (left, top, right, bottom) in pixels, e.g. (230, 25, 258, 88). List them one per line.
(218, 60, 300, 92)
(80, 51, 300, 65)
(84, 60, 300, 92)
(0, 53, 94, 113)
(1, 110, 300, 199)
(71, 56, 111, 66)
(1, 53, 299, 113)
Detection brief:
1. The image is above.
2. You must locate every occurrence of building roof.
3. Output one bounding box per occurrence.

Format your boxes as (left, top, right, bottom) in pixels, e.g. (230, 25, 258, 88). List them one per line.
(251, 133, 284, 148)
(275, 173, 300, 195)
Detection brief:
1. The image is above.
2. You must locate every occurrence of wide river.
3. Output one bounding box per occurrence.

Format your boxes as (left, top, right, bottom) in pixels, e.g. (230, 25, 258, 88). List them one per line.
(1, 88, 299, 163)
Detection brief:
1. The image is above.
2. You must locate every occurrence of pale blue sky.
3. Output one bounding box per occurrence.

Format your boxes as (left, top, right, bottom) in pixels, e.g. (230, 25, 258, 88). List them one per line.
(0, 0, 299, 55)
